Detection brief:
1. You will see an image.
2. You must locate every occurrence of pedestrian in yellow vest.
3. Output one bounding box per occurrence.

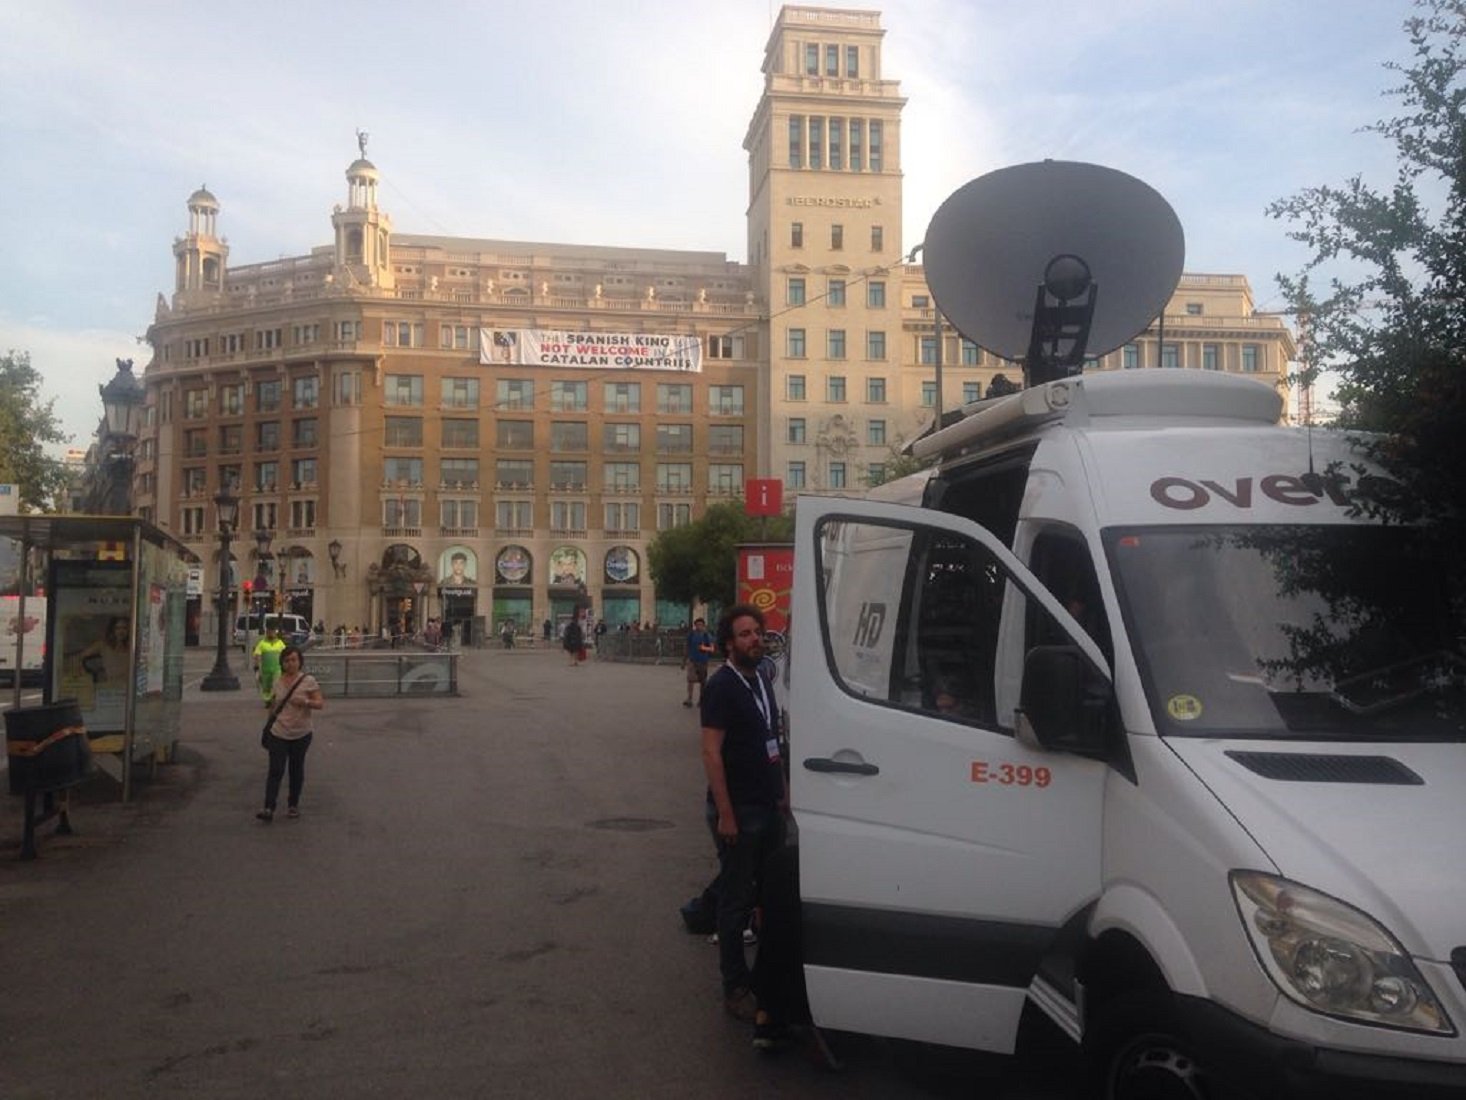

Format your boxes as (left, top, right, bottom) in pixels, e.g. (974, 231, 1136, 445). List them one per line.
(252, 626, 287, 707)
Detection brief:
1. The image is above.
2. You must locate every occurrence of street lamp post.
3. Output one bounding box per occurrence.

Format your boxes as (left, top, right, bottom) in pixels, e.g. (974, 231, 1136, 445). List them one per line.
(200, 482, 241, 692)
(95, 358, 146, 514)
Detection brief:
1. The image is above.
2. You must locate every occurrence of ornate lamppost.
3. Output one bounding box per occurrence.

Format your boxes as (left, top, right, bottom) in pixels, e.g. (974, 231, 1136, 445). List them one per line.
(200, 481, 241, 692)
(94, 358, 146, 514)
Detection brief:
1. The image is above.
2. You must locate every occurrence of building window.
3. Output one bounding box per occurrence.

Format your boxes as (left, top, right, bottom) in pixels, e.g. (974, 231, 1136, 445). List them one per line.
(912, 294, 930, 308)
(869, 121, 883, 172)
(496, 459, 533, 488)
(830, 462, 847, 489)
(292, 418, 317, 448)
(442, 377, 480, 408)
(656, 463, 693, 492)
(550, 422, 589, 452)
(1241, 344, 1260, 373)
(441, 458, 479, 488)
(870, 224, 884, 251)
(1186, 302, 1204, 316)
(961, 339, 980, 365)
(1122, 344, 1140, 370)
(828, 329, 846, 359)
(791, 222, 803, 248)
(709, 424, 744, 454)
(495, 500, 532, 531)
(708, 464, 744, 493)
(604, 462, 641, 490)
(708, 335, 744, 361)
(809, 116, 823, 169)
(846, 44, 859, 77)
(657, 503, 692, 530)
(921, 381, 937, 406)
(184, 389, 207, 419)
(549, 461, 587, 488)
(603, 381, 641, 412)
(256, 421, 280, 451)
(550, 380, 589, 411)
(382, 321, 424, 348)
(334, 370, 360, 406)
(789, 116, 803, 169)
(787, 461, 806, 490)
(438, 324, 475, 350)
(334, 319, 362, 342)
(787, 374, 806, 400)
(827, 376, 847, 402)
(788, 417, 806, 444)
(867, 281, 885, 308)
(441, 499, 478, 530)
(219, 384, 244, 415)
(963, 382, 981, 404)
(920, 336, 937, 365)
(184, 428, 208, 457)
(255, 461, 278, 492)
(550, 501, 587, 533)
(384, 416, 423, 447)
(866, 331, 887, 360)
(442, 418, 479, 448)
(605, 502, 640, 533)
(825, 43, 839, 76)
(656, 424, 694, 454)
(787, 328, 807, 358)
(181, 506, 206, 536)
(256, 380, 282, 412)
(383, 457, 422, 486)
(496, 420, 534, 450)
(867, 463, 885, 486)
(804, 43, 818, 75)
(651, 383, 688, 414)
(256, 328, 283, 351)
(218, 464, 240, 491)
(788, 277, 806, 306)
(219, 424, 242, 454)
(827, 278, 846, 306)
(291, 458, 317, 488)
(253, 502, 278, 531)
(291, 499, 317, 530)
(184, 467, 207, 494)
(1161, 344, 1180, 369)
(709, 385, 744, 415)
(868, 419, 886, 446)
(1202, 344, 1219, 371)
(867, 376, 886, 403)
(497, 379, 534, 410)
(383, 498, 421, 528)
(829, 117, 843, 169)
(604, 422, 642, 453)
(385, 374, 423, 406)
(849, 118, 863, 170)
(292, 375, 318, 409)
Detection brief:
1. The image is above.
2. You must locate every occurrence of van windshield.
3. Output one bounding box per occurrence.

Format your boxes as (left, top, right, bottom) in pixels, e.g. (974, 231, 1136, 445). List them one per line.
(1106, 524, 1466, 741)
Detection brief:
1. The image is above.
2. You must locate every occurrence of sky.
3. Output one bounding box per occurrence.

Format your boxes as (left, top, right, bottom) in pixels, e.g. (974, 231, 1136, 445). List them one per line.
(0, 0, 1421, 450)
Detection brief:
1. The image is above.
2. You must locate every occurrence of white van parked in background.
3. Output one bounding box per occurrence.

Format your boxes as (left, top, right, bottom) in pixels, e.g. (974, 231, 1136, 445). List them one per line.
(791, 370, 1465, 1098)
(233, 612, 311, 651)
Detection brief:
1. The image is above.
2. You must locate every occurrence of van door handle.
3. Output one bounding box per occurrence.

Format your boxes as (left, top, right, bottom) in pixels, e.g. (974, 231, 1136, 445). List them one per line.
(802, 757, 879, 776)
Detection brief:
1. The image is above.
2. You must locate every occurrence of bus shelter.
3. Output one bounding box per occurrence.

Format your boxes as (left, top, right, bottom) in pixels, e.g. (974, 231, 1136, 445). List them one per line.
(1, 515, 196, 802)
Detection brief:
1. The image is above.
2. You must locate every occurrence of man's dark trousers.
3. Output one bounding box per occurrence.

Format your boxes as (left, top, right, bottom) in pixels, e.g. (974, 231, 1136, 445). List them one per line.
(707, 799, 785, 995)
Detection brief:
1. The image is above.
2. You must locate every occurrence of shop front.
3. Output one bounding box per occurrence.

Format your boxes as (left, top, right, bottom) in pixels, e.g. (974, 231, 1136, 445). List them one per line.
(601, 544, 642, 628)
(548, 545, 590, 633)
(366, 544, 432, 638)
(490, 544, 533, 639)
(437, 544, 479, 646)
(282, 547, 316, 625)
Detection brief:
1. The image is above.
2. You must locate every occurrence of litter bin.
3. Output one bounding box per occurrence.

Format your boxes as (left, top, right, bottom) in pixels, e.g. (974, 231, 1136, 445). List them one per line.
(5, 700, 91, 859)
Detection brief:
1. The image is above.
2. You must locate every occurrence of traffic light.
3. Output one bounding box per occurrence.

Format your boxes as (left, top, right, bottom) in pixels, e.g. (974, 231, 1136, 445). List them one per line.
(242, 579, 253, 596)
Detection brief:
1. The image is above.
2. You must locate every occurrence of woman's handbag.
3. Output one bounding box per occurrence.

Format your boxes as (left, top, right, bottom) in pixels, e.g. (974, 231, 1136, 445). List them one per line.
(260, 675, 305, 747)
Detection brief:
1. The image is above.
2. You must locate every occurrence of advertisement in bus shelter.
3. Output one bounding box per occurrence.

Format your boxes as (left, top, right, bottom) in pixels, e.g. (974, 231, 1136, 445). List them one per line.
(49, 561, 134, 734)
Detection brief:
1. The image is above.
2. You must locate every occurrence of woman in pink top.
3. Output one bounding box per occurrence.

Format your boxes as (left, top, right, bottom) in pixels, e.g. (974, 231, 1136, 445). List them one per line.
(257, 645, 324, 822)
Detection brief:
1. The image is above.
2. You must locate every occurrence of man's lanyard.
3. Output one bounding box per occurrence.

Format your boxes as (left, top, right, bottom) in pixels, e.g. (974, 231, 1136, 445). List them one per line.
(731, 666, 772, 734)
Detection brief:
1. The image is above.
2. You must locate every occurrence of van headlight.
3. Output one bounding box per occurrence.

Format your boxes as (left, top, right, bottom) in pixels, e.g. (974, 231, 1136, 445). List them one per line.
(1230, 871, 1454, 1035)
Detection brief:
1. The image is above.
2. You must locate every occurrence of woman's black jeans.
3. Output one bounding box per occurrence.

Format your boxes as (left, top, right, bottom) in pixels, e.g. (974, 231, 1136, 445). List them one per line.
(263, 732, 312, 810)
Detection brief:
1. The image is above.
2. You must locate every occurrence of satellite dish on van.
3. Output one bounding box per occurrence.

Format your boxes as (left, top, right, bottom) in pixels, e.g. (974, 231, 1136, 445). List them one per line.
(923, 161, 1184, 385)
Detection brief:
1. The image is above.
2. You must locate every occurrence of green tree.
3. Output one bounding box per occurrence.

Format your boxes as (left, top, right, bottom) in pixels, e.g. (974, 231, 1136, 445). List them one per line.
(866, 436, 935, 489)
(646, 499, 794, 613)
(0, 351, 69, 511)
(1267, 0, 1466, 538)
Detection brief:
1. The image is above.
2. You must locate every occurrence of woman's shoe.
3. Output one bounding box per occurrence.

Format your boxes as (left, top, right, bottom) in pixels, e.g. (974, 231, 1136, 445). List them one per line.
(255, 809, 274, 822)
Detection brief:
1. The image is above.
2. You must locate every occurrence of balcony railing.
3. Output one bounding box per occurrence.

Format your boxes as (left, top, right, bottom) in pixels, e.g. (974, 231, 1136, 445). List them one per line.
(382, 526, 423, 538)
(602, 484, 642, 495)
(550, 527, 588, 538)
(548, 482, 588, 494)
(494, 526, 535, 538)
(439, 527, 479, 538)
(286, 527, 315, 539)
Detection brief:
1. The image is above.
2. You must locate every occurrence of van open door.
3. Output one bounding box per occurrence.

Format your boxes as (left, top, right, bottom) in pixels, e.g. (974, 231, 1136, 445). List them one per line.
(792, 497, 1111, 1053)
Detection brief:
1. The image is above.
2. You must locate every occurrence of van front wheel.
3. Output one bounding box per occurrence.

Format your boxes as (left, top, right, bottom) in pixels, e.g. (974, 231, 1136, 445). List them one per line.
(1086, 991, 1217, 1100)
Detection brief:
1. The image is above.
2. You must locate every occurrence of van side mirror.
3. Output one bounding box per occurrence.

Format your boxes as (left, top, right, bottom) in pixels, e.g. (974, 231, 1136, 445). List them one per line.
(1015, 645, 1111, 756)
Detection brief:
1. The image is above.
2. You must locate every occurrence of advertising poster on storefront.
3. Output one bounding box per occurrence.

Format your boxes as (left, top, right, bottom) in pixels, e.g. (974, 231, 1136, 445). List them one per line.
(737, 544, 794, 635)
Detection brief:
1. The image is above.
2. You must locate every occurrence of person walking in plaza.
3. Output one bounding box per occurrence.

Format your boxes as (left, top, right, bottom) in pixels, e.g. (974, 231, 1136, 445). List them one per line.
(251, 624, 286, 708)
(562, 615, 584, 667)
(701, 604, 786, 1021)
(257, 645, 324, 822)
(683, 616, 714, 708)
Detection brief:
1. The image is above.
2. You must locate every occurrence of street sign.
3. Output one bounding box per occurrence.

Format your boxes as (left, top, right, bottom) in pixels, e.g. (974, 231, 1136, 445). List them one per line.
(745, 478, 783, 517)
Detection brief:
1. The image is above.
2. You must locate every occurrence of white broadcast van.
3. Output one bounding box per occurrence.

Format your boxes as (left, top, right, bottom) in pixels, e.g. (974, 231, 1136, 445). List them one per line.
(790, 369, 1465, 1098)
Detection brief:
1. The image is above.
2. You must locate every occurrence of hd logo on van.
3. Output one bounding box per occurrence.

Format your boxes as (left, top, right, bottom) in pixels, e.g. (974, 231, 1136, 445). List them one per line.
(1149, 472, 1357, 510)
(852, 601, 886, 648)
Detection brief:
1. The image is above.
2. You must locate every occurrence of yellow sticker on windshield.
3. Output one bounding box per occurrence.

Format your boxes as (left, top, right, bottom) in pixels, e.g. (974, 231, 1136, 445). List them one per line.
(1167, 694, 1203, 721)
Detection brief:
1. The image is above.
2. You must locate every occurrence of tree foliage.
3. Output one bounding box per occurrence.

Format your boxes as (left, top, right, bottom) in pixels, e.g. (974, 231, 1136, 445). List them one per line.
(1267, 0, 1466, 537)
(866, 437, 934, 489)
(646, 499, 794, 613)
(0, 351, 69, 512)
